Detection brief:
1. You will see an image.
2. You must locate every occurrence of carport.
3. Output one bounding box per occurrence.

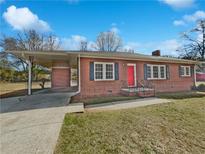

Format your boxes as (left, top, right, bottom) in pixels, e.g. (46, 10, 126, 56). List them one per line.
(2, 51, 85, 154)
(7, 50, 81, 95)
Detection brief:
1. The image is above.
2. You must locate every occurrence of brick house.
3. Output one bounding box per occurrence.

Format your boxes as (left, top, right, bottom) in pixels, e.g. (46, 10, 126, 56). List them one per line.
(9, 50, 198, 98)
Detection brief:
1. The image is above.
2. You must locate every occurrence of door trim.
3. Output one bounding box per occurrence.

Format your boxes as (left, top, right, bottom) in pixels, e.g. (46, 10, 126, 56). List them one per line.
(127, 63, 136, 87)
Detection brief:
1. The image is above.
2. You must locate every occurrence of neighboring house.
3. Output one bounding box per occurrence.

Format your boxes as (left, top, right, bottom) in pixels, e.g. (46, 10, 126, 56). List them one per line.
(196, 62, 205, 81)
(196, 72, 205, 81)
(8, 50, 198, 99)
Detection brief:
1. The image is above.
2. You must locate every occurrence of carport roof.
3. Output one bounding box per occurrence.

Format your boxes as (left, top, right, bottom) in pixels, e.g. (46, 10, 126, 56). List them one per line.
(6, 50, 198, 66)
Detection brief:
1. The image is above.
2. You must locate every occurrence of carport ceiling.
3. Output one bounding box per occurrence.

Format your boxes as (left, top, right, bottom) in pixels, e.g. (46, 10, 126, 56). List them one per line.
(6, 50, 78, 68)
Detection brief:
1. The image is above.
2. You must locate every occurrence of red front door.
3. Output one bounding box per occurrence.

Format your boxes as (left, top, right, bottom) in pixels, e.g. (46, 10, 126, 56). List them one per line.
(127, 66, 135, 86)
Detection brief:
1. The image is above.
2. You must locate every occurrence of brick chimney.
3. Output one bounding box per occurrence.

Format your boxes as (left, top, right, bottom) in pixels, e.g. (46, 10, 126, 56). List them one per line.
(152, 50, 161, 56)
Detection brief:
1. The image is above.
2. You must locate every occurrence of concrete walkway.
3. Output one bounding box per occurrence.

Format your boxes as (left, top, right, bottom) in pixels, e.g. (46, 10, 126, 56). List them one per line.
(85, 97, 171, 112)
(0, 94, 84, 154)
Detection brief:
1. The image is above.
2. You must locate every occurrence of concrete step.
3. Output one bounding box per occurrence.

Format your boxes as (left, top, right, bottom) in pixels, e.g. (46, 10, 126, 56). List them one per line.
(66, 103, 84, 113)
(121, 88, 155, 97)
(138, 90, 155, 97)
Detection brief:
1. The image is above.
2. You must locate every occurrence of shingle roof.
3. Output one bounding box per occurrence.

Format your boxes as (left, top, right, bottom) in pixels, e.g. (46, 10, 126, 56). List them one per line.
(68, 50, 197, 64)
(7, 50, 198, 64)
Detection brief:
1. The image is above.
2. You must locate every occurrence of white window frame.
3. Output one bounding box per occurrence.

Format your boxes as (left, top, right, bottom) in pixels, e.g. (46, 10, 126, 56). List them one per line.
(94, 62, 115, 81)
(181, 66, 191, 77)
(147, 64, 166, 80)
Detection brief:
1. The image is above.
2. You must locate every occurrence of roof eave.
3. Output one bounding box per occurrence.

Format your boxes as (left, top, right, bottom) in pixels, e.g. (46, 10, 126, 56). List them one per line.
(6, 50, 198, 64)
(79, 55, 198, 64)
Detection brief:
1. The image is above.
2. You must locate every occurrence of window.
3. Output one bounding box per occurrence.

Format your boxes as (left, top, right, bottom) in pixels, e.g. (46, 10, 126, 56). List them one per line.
(95, 64, 103, 80)
(180, 66, 191, 76)
(147, 64, 166, 79)
(94, 62, 114, 80)
(106, 64, 114, 79)
(153, 66, 159, 78)
(160, 66, 165, 78)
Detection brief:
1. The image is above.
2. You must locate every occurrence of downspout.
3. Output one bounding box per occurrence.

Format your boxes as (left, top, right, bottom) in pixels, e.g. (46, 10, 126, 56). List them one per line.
(76, 54, 81, 94)
(194, 64, 197, 87)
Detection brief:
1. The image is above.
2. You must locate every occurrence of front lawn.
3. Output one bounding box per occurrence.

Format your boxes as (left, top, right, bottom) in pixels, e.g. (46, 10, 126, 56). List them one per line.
(157, 91, 205, 99)
(55, 97, 205, 154)
(0, 82, 51, 98)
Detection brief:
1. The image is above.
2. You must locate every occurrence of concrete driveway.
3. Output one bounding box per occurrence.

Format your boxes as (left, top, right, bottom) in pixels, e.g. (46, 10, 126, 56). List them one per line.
(0, 93, 83, 154)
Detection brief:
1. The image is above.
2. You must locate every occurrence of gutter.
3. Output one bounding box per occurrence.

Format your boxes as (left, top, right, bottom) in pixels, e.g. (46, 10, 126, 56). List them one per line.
(78, 55, 198, 64)
(7, 50, 198, 64)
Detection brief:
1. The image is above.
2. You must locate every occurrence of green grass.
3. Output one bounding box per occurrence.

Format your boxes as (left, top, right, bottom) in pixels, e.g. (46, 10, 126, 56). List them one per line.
(157, 91, 205, 99)
(72, 96, 139, 105)
(0, 82, 51, 98)
(55, 97, 205, 154)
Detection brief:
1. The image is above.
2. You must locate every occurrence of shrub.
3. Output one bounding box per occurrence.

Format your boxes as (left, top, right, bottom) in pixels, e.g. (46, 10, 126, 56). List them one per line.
(157, 91, 205, 99)
(39, 78, 47, 89)
(197, 84, 205, 91)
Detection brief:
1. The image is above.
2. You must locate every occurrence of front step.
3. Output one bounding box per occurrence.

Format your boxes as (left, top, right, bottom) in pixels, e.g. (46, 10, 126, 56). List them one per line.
(121, 90, 138, 96)
(138, 90, 155, 97)
(121, 88, 155, 97)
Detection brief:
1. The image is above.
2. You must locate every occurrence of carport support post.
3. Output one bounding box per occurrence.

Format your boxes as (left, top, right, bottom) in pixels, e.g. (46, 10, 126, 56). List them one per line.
(28, 59, 32, 95)
(194, 64, 196, 87)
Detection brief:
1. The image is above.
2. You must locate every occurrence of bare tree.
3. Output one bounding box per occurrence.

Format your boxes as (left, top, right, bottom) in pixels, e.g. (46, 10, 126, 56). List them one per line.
(0, 36, 27, 71)
(0, 37, 18, 51)
(178, 20, 205, 61)
(80, 41, 87, 51)
(95, 31, 122, 52)
(18, 30, 44, 51)
(0, 29, 60, 82)
(1, 29, 60, 52)
(44, 34, 60, 51)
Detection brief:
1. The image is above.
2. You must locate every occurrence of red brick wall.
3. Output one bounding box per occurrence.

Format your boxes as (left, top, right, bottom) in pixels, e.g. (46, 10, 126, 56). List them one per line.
(51, 68, 70, 88)
(79, 58, 126, 98)
(51, 61, 70, 89)
(78, 58, 194, 98)
(136, 62, 194, 92)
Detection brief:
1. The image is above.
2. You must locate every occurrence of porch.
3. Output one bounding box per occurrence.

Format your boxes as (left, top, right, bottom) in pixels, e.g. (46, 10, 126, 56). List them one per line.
(121, 80, 156, 97)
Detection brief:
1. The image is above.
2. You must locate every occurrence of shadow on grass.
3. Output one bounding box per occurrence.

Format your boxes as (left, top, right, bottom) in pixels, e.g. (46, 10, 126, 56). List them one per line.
(157, 91, 205, 99)
(0, 89, 42, 99)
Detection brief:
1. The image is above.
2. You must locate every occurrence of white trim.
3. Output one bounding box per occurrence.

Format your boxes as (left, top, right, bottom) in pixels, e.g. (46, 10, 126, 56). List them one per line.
(127, 63, 135, 66)
(79, 55, 197, 64)
(127, 63, 136, 87)
(77, 55, 81, 93)
(27, 60, 32, 95)
(94, 62, 115, 81)
(52, 66, 70, 69)
(147, 64, 166, 80)
(181, 66, 191, 77)
(194, 65, 196, 86)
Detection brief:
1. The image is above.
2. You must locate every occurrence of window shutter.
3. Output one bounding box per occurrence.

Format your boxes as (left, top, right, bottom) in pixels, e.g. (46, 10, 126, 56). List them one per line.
(115, 63, 119, 80)
(166, 65, 170, 79)
(179, 65, 182, 77)
(191, 65, 194, 77)
(144, 64, 147, 80)
(90, 62, 94, 80)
